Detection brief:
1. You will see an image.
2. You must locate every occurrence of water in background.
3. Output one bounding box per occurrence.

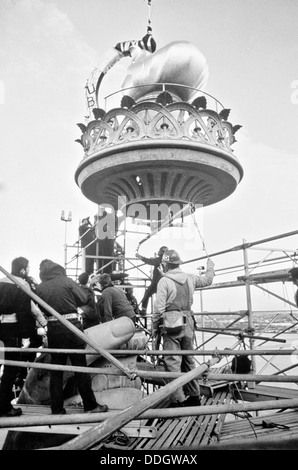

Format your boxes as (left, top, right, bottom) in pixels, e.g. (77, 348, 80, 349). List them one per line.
(195, 331, 298, 390)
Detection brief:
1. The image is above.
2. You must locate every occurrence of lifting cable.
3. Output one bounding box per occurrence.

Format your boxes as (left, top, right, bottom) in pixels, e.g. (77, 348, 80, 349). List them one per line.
(135, 201, 210, 257)
(189, 202, 209, 259)
(135, 204, 192, 253)
(147, 0, 152, 35)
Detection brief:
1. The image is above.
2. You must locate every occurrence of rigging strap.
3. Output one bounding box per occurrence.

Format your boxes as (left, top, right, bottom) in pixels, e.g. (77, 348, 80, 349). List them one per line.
(189, 202, 209, 258)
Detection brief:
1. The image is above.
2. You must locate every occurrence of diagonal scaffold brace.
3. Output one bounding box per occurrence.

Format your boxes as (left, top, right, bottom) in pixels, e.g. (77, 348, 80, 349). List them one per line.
(0, 264, 136, 380)
(50, 355, 222, 450)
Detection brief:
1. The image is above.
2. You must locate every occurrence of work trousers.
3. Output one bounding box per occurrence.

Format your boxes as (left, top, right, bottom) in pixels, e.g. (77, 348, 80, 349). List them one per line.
(47, 318, 97, 413)
(0, 323, 20, 412)
(162, 314, 200, 403)
(16, 331, 43, 385)
(141, 283, 157, 310)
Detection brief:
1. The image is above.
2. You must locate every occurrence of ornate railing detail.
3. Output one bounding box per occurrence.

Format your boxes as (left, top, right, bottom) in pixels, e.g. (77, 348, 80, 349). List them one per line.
(76, 90, 241, 158)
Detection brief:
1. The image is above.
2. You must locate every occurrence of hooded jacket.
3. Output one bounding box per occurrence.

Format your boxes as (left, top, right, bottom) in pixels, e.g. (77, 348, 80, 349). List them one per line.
(152, 262, 215, 332)
(35, 260, 88, 316)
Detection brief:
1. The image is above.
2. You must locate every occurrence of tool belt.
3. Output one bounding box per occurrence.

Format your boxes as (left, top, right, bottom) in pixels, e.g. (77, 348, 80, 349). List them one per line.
(47, 313, 81, 322)
(161, 310, 187, 335)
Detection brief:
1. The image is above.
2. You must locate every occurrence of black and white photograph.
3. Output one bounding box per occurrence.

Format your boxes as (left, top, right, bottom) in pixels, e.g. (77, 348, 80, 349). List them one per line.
(0, 0, 298, 453)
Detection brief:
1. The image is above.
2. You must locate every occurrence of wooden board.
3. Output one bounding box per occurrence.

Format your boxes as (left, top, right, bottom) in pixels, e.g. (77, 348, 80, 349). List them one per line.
(100, 387, 233, 450)
(215, 409, 298, 449)
(3, 422, 157, 439)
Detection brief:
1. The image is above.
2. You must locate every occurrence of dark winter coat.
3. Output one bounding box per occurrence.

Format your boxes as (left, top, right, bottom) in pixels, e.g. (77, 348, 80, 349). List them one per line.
(138, 254, 163, 285)
(0, 277, 33, 337)
(100, 286, 136, 323)
(35, 260, 88, 316)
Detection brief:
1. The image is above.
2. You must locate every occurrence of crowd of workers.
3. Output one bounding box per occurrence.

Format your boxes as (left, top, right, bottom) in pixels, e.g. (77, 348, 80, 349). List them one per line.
(4, 243, 296, 417)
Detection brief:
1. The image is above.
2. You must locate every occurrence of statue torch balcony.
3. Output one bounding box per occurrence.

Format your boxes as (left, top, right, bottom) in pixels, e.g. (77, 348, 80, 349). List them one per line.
(74, 84, 243, 211)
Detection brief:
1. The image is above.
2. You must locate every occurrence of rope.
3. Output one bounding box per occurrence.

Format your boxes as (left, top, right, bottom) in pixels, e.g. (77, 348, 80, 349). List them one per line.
(102, 430, 131, 447)
(223, 353, 256, 437)
(136, 203, 190, 252)
(282, 281, 292, 312)
(238, 332, 247, 350)
(230, 382, 258, 439)
(189, 202, 209, 258)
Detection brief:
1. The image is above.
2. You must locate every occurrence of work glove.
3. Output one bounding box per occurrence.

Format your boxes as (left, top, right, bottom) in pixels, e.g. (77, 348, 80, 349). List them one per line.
(207, 258, 215, 270)
(21, 338, 30, 348)
(37, 326, 48, 336)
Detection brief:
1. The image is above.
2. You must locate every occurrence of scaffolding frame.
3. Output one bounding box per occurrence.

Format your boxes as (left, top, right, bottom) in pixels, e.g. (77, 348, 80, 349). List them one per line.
(64, 225, 298, 381)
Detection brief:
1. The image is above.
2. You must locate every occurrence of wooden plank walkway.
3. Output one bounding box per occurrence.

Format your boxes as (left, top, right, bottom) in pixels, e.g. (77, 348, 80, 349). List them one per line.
(0, 404, 156, 450)
(6, 376, 297, 450)
(234, 384, 298, 402)
(0, 362, 233, 450)
(217, 409, 298, 449)
(1, 387, 233, 450)
(4, 385, 298, 450)
(99, 386, 232, 450)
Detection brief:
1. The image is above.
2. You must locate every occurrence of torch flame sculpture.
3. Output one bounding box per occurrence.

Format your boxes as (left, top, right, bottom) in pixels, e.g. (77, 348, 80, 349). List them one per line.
(75, 35, 243, 221)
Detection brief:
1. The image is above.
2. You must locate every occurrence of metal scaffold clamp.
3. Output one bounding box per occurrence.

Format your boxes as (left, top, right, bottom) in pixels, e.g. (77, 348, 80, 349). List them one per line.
(127, 368, 138, 381)
(245, 327, 255, 335)
(202, 348, 222, 381)
(238, 331, 245, 342)
(202, 370, 209, 384)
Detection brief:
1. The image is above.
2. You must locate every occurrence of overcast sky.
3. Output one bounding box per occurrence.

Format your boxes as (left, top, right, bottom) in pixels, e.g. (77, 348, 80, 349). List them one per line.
(1, 0, 298, 312)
